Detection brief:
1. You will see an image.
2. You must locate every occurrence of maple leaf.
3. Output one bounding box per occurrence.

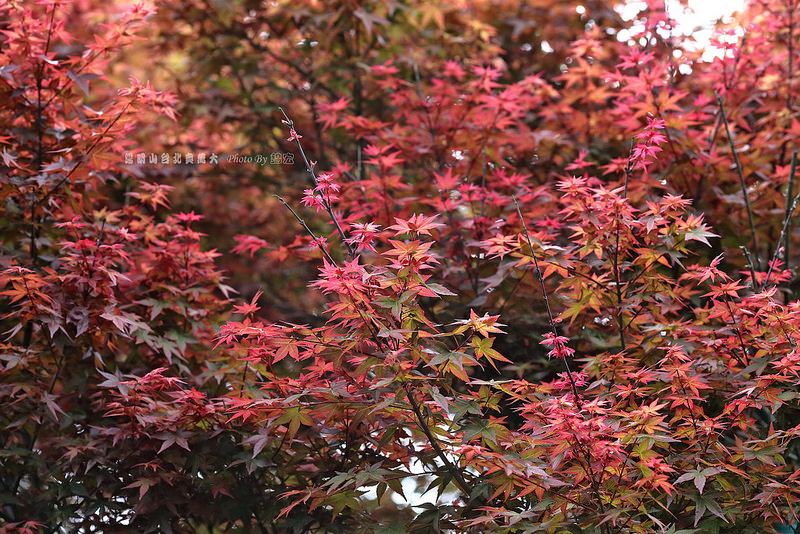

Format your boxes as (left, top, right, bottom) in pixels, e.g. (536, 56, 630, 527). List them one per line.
(232, 234, 269, 258)
(417, 3, 446, 30)
(123, 478, 157, 500)
(453, 310, 506, 337)
(232, 289, 262, 316)
(315, 97, 350, 129)
(364, 146, 404, 169)
(540, 332, 575, 359)
(175, 211, 203, 223)
(472, 335, 512, 370)
(704, 281, 746, 298)
(353, 8, 389, 36)
(481, 233, 519, 259)
(156, 431, 192, 453)
(346, 222, 381, 252)
(444, 60, 465, 79)
(387, 214, 444, 236)
(127, 182, 174, 210)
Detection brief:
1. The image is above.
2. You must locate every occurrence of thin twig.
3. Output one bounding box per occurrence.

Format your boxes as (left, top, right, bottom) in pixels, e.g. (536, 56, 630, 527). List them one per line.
(622, 138, 634, 198)
(39, 100, 133, 208)
(740, 246, 759, 290)
(614, 143, 635, 350)
(787, 151, 798, 271)
(716, 91, 760, 269)
(786, 150, 798, 272)
(763, 152, 800, 290)
(11, 339, 63, 499)
(274, 195, 338, 265)
(402, 383, 472, 496)
(278, 108, 356, 259)
(724, 34, 747, 90)
(706, 112, 723, 153)
(722, 294, 750, 368)
(513, 197, 581, 403)
(789, 4, 795, 112)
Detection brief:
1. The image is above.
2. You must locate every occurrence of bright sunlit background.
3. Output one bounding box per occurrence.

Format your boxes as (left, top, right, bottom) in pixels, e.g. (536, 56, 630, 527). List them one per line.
(619, 0, 747, 61)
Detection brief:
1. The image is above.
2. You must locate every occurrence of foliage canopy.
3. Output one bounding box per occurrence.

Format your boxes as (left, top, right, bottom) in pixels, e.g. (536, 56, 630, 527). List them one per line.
(2, 0, 800, 533)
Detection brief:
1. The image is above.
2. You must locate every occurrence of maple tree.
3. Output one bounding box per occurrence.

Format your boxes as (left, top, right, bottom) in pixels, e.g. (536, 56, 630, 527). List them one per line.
(4, 0, 800, 532)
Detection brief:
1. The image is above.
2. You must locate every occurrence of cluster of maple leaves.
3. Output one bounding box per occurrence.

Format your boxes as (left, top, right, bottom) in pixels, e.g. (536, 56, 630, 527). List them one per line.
(3, 0, 800, 532)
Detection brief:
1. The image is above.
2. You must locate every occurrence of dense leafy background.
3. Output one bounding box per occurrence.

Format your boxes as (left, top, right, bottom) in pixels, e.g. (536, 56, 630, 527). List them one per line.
(2, 0, 800, 532)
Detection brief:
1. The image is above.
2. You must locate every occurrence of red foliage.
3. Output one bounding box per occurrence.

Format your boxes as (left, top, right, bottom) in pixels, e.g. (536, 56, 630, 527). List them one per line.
(3, 0, 800, 532)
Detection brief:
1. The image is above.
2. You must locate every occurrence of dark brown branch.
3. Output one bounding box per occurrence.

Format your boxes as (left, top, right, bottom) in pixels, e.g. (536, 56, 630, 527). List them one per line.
(763, 151, 800, 290)
(715, 91, 760, 269)
(278, 108, 356, 259)
(513, 197, 582, 404)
